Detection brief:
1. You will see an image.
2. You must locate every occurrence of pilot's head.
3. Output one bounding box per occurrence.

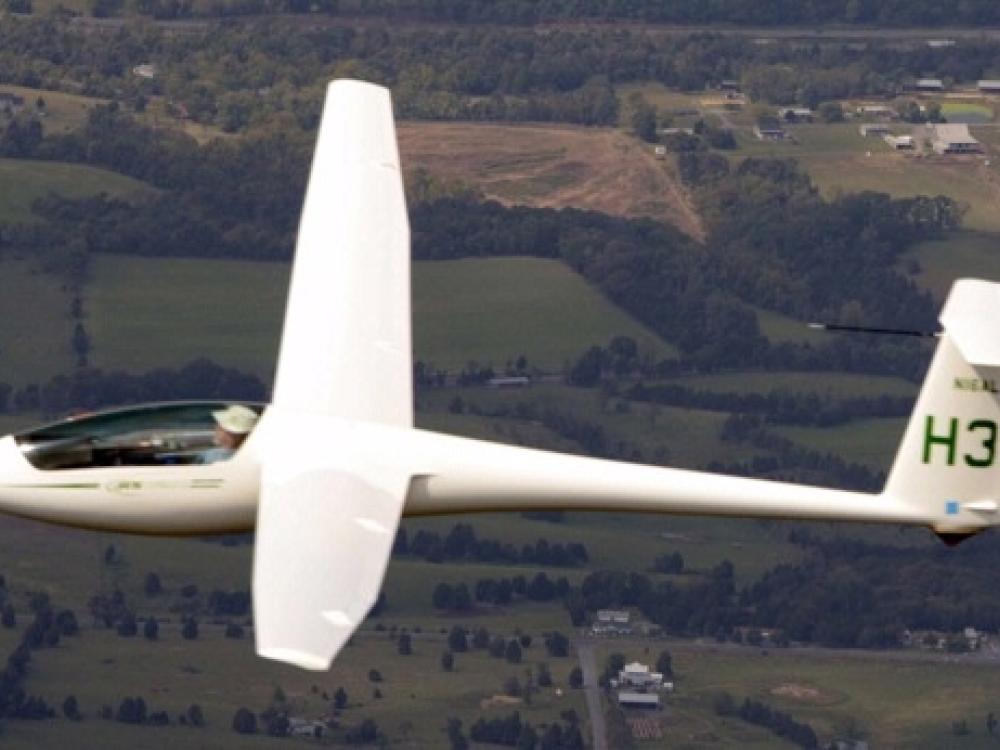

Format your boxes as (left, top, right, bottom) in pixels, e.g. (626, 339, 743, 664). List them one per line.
(212, 405, 259, 450)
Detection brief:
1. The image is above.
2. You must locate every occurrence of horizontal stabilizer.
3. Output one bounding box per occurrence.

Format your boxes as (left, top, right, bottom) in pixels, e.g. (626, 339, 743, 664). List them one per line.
(940, 279, 1000, 367)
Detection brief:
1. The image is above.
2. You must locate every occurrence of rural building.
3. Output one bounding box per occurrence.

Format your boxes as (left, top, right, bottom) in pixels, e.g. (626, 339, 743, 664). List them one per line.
(132, 63, 158, 79)
(658, 127, 694, 136)
(613, 662, 668, 690)
(964, 626, 981, 649)
(914, 78, 945, 92)
(753, 125, 786, 141)
(929, 123, 983, 154)
(859, 123, 890, 137)
(927, 39, 956, 48)
(719, 80, 741, 92)
(856, 104, 897, 119)
(979, 80, 1000, 93)
(618, 691, 660, 709)
(884, 134, 915, 150)
(778, 107, 814, 122)
(288, 718, 325, 738)
(592, 609, 632, 635)
(653, 145, 667, 159)
(486, 376, 531, 388)
(0, 92, 25, 115)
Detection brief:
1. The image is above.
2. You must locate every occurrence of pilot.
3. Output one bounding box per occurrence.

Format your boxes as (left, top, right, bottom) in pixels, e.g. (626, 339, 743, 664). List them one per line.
(200, 405, 259, 464)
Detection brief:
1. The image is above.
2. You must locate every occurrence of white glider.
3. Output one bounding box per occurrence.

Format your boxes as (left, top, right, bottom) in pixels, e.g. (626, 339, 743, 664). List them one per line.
(0, 80, 998, 670)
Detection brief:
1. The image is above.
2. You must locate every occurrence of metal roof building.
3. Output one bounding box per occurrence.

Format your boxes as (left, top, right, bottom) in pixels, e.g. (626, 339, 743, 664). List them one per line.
(929, 123, 983, 154)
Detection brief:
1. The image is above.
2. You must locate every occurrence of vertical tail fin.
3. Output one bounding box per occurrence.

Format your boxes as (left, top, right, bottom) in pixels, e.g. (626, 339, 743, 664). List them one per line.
(884, 279, 1000, 536)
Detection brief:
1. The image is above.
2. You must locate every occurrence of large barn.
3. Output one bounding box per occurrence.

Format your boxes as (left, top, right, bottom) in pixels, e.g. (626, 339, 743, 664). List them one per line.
(929, 124, 983, 154)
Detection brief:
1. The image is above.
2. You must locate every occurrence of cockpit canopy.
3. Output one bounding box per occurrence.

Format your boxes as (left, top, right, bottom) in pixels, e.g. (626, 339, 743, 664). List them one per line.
(15, 402, 265, 470)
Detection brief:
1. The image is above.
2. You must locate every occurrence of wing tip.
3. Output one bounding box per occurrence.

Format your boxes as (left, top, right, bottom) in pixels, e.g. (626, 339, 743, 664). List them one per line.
(257, 646, 334, 672)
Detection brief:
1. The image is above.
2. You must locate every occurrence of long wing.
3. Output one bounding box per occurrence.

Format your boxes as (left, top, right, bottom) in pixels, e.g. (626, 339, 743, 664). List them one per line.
(270, 79, 411, 425)
(253, 80, 412, 670)
(253, 411, 411, 670)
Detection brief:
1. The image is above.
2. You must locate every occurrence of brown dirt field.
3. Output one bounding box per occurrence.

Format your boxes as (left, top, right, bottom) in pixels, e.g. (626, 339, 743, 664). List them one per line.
(397, 122, 706, 241)
(771, 682, 830, 703)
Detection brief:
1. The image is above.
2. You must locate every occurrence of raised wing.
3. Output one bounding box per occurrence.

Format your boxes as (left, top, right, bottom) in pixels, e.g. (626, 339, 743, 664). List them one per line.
(253, 80, 412, 670)
(270, 79, 411, 426)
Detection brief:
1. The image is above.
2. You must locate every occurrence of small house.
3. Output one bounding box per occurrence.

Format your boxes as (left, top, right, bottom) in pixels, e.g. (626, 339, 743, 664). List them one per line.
(0, 92, 25, 115)
(753, 125, 786, 141)
(618, 691, 660, 709)
(859, 123, 891, 137)
(778, 107, 814, 123)
(856, 104, 897, 119)
(884, 134, 915, 150)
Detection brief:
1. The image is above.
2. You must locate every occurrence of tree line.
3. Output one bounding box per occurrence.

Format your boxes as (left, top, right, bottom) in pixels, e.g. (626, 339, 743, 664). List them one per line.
(393, 523, 589, 567)
(9, 15, 1000, 134)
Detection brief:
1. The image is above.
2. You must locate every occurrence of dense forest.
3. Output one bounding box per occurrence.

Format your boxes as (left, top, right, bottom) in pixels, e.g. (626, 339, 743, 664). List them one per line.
(15, 0, 1000, 27)
(7, 17, 1000, 132)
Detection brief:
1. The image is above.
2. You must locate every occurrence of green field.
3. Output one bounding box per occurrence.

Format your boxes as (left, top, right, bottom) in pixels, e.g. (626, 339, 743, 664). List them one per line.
(659, 371, 918, 399)
(0, 158, 154, 225)
(2, 625, 588, 749)
(88, 255, 289, 382)
(595, 642, 1000, 749)
(0, 259, 75, 387)
(419, 382, 761, 471)
(413, 257, 677, 370)
(730, 119, 1000, 234)
(88, 255, 677, 381)
(0, 85, 101, 135)
(907, 230, 1000, 301)
(942, 100, 994, 123)
(773, 416, 908, 471)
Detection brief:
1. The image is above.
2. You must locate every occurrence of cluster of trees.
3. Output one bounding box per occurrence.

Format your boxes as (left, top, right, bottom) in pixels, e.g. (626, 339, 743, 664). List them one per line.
(741, 534, 1000, 645)
(393, 524, 589, 567)
(0, 592, 78, 723)
(715, 693, 818, 748)
(108, 696, 195, 727)
(452, 710, 584, 750)
(628, 383, 914, 428)
(567, 336, 645, 386)
(0, 359, 265, 417)
(432, 572, 571, 611)
(411, 177, 946, 378)
(9, 14, 1000, 135)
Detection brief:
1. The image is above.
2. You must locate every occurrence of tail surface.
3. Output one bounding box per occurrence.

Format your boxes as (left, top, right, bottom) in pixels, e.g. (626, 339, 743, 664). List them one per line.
(884, 279, 1000, 537)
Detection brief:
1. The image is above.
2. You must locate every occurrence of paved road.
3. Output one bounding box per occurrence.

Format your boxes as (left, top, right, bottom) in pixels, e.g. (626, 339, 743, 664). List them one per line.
(573, 639, 608, 750)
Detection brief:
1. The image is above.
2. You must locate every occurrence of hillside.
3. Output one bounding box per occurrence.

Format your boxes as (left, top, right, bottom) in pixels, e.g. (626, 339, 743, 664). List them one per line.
(397, 122, 705, 241)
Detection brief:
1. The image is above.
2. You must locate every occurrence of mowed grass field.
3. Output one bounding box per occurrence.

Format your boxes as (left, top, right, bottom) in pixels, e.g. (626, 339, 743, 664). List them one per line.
(0, 158, 154, 224)
(0, 259, 75, 387)
(907, 230, 1000, 301)
(733, 121, 1000, 233)
(413, 257, 677, 370)
(87, 255, 677, 380)
(658, 371, 918, 399)
(600, 643, 1000, 749)
(3, 625, 588, 749)
(0, 85, 101, 135)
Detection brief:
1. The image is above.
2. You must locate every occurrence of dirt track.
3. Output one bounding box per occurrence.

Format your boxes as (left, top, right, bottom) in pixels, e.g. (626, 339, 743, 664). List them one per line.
(398, 122, 705, 241)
